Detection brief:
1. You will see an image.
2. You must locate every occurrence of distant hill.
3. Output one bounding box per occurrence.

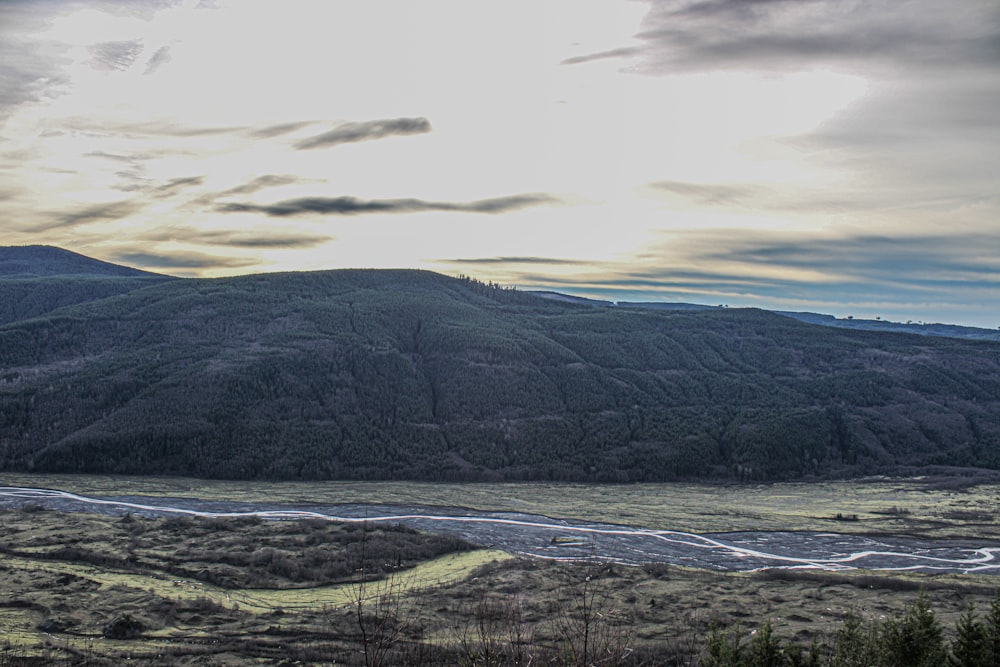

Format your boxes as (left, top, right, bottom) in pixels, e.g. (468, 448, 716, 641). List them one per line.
(1, 252, 998, 483)
(0, 245, 162, 278)
(533, 291, 1000, 342)
(777, 311, 1000, 342)
(0, 246, 173, 324)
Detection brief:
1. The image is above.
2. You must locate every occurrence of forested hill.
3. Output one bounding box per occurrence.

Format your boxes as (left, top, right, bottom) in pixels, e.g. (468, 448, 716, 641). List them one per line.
(0, 246, 174, 324)
(1, 261, 999, 482)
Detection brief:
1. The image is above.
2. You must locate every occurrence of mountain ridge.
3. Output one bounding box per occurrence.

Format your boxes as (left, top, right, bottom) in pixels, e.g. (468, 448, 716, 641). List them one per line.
(2, 247, 999, 482)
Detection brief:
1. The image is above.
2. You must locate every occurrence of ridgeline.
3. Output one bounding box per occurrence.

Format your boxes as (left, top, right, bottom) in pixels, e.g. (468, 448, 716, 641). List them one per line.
(1, 246, 999, 482)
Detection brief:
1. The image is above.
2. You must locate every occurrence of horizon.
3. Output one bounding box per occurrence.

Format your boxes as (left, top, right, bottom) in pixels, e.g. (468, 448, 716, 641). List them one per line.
(2, 1, 998, 328)
(6, 242, 994, 330)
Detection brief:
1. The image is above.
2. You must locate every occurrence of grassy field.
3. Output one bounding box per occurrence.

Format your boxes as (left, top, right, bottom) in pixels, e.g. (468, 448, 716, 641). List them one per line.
(1, 476, 999, 664)
(4, 472, 1000, 539)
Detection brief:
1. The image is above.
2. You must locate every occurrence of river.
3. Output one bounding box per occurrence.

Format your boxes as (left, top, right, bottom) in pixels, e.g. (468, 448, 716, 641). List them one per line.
(2, 485, 998, 574)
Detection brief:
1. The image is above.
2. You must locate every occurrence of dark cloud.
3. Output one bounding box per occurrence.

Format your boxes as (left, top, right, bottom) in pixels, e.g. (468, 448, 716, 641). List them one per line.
(140, 226, 329, 249)
(631, 0, 1000, 74)
(561, 47, 641, 66)
(561, 1, 1000, 76)
(201, 233, 328, 249)
(442, 256, 584, 265)
(250, 121, 314, 138)
(112, 250, 258, 270)
(89, 40, 144, 71)
(218, 194, 558, 217)
(143, 45, 171, 74)
(295, 117, 432, 150)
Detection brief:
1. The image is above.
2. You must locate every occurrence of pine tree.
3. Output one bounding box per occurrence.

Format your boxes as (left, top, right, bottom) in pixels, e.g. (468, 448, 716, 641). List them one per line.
(880, 593, 947, 667)
(747, 621, 784, 667)
(702, 624, 745, 667)
(985, 589, 1000, 664)
(829, 611, 877, 667)
(950, 603, 989, 667)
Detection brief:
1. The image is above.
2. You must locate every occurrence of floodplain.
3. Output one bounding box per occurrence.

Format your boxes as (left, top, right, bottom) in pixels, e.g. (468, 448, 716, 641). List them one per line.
(1, 474, 998, 665)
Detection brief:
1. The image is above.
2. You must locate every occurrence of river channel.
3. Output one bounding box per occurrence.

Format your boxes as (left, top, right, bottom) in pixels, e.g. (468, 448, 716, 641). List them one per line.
(2, 485, 998, 575)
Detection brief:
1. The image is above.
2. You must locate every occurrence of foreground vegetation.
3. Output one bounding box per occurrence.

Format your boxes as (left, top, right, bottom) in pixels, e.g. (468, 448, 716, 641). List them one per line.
(1, 506, 998, 665)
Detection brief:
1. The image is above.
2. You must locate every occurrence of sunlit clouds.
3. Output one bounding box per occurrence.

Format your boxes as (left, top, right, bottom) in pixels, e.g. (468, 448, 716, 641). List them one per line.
(1, 0, 998, 326)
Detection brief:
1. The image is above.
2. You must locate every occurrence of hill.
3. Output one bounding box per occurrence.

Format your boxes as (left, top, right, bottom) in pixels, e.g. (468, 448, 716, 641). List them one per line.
(0, 245, 174, 324)
(1, 256, 999, 482)
(0, 245, 164, 278)
(535, 291, 1000, 342)
(777, 310, 1000, 342)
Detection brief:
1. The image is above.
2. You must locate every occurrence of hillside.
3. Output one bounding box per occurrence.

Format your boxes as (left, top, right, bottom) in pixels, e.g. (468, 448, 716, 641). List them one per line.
(535, 291, 1000, 342)
(1, 258, 999, 482)
(0, 246, 174, 324)
(0, 245, 162, 278)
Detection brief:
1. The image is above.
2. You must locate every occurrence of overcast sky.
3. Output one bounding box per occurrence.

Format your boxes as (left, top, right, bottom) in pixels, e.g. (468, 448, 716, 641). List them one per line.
(2, 0, 998, 327)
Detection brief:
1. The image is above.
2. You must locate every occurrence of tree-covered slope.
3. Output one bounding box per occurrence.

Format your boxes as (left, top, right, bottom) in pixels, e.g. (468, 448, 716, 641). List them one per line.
(0, 246, 174, 324)
(1, 267, 998, 481)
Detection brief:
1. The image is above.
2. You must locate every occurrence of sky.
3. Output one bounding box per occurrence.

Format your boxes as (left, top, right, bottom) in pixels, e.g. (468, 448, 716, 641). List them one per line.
(1, 0, 998, 328)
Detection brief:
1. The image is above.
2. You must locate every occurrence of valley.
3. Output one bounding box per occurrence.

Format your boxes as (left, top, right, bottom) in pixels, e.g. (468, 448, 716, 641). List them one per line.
(1, 476, 999, 665)
(2, 482, 1000, 574)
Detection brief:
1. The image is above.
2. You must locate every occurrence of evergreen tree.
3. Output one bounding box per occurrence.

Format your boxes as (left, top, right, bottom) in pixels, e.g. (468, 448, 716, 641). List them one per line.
(950, 603, 989, 667)
(829, 611, 877, 667)
(747, 621, 784, 667)
(879, 593, 947, 667)
(702, 624, 745, 667)
(986, 589, 1000, 664)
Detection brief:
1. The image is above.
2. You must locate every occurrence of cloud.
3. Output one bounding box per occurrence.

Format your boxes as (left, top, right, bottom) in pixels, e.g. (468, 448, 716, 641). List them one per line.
(441, 256, 585, 266)
(153, 176, 204, 197)
(141, 227, 330, 249)
(34, 201, 139, 231)
(217, 194, 558, 217)
(0, 2, 73, 119)
(295, 117, 432, 150)
(89, 40, 144, 71)
(200, 233, 329, 249)
(561, 47, 641, 66)
(622, 229, 1000, 305)
(502, 227, 1000, 325)
(185, 175, 311, 207)
(65, 117, 243, 137)
(91, 0, 183, 21)
(143, 45, 171, 74)
(250, 121, 314, 138)
(647, 181, 760, 206)
(698, 231, 1000, 284)
(216, 175, 304, 197)
(112, 250, 258, 270)
(631, 0, 1000, 74)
